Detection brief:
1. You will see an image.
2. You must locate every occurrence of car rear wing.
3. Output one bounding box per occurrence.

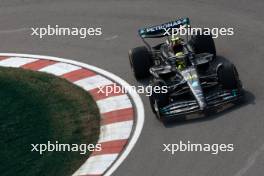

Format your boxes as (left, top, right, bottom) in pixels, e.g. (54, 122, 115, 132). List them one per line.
(138, 17, 190, 38)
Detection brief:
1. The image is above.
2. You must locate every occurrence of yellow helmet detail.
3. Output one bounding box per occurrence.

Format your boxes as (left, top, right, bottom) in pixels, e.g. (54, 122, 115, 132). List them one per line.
(175, 52, 184, 57)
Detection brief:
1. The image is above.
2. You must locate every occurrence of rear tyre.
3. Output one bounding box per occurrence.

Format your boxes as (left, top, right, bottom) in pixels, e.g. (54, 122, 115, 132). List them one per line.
(190, 33, 216, 57)
(217, 62, 241, 89)
(128, 46, 152, 79)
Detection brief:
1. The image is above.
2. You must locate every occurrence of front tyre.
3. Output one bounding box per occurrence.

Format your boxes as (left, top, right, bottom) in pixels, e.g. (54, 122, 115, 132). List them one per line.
(217, 62, 241, 89)
(128, 46, 152, 79)
(149, 80, 169, 121)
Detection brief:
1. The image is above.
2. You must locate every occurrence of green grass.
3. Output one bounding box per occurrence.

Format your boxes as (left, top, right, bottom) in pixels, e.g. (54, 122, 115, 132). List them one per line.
(0, 67, 100, 176)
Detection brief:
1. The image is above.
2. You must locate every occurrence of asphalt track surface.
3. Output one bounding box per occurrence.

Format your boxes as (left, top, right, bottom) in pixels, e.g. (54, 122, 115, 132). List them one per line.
(0, 0, 263, 176)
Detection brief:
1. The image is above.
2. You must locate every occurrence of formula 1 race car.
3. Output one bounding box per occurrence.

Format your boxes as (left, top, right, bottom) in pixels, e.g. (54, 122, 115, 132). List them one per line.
(128, 18, 243, 123)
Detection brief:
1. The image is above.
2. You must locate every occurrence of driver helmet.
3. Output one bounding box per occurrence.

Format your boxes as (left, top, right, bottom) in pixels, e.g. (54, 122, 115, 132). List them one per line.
(174, 51, 186, 70)
(175, 51, 184, 58)
(171, 36, 182, 45)
(170, 36, 183, 54)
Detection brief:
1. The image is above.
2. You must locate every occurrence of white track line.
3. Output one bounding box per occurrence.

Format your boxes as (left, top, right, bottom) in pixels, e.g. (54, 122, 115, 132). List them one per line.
(96, 94, 132, 114)
(104, 35, 118, 41)
(73, 154, 118, 175)
(74, 75, 113, 91)
(0, 57, 38, 67)
(0, 53, 145, 176)
(98, 121, 134, 143)
(234, 143, 264, 176)
(0, 28, 29, 34)
(39, 62, 81, 76)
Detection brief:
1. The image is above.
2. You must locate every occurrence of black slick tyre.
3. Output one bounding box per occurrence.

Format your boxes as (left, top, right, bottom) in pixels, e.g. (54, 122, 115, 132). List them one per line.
(217, 62, 241, 89)
(128, 46, 152, 79)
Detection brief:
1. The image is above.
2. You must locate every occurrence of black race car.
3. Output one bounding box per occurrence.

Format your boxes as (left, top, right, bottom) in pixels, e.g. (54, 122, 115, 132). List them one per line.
(128, 18, 243, 123)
